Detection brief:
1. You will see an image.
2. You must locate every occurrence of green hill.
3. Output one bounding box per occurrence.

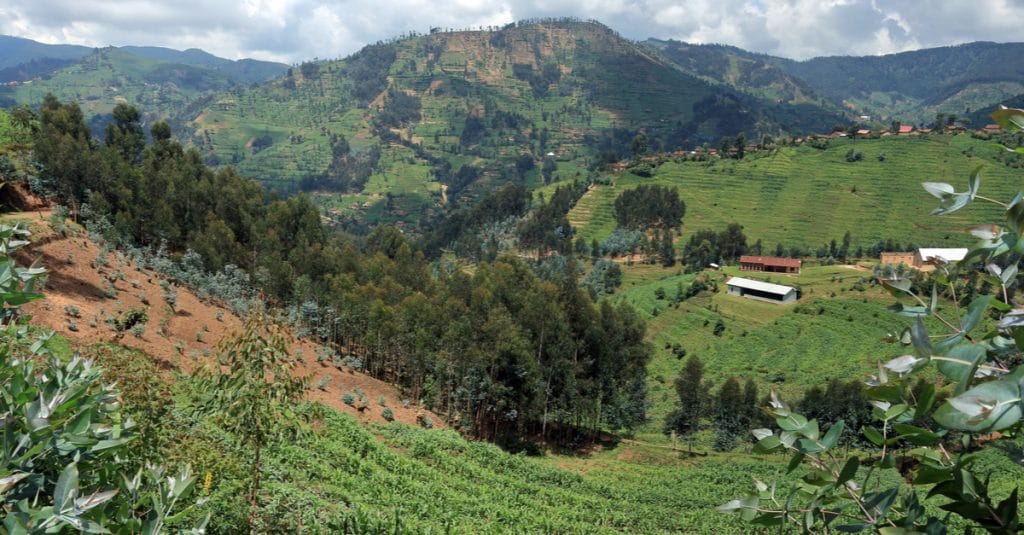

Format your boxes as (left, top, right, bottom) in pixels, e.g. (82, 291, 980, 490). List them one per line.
(187, 19, 844, 230)
(0, 34, 91, 70)
(773, 41, 1024, 125)
(0, 48, 248, 126)
(570, 133, 1019, 250)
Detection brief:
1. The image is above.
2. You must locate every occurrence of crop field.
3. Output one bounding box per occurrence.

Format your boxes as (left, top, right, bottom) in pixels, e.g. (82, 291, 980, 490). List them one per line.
(604, 263, 957, 434)
(255, 413, 770, 533)
(569, 134, 1021, 249)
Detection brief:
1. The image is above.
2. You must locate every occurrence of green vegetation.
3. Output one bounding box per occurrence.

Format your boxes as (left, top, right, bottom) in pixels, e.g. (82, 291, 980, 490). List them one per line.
(186, 19, 841, 230)
(721, 108, 1024, 532)
(775, 41, 1024, 124)
(570, 134, 1022, 250)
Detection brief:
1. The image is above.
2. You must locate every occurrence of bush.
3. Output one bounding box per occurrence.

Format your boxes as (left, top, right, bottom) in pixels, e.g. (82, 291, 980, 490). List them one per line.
(382, 407, 395, 422)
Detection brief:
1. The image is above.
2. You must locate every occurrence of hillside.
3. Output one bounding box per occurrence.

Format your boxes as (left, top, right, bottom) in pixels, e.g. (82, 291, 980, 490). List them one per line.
(0, 40, 287, 128)
(8, 210, 436, 428)
(569, 133, 1021, 250)
(187, 20, 843, 230)
(643, 40, 829, 107)
(773, 41, 1024, 125)
(0, 34, 92, 70)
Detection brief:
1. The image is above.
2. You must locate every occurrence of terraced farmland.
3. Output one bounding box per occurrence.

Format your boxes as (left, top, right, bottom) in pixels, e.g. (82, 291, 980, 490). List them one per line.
(570, 134, 1020, 250)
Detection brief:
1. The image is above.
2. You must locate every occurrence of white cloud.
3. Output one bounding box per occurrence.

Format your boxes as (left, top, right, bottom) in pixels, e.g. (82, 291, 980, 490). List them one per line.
(0, 0, 1020, 63)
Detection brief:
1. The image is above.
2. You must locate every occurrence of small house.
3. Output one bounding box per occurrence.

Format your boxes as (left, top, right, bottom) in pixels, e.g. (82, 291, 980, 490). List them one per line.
(898, 125, 916, 135)
(739, 255, 801, 274)
(726, 277, 798, 304)
(880, 252, 915, 267)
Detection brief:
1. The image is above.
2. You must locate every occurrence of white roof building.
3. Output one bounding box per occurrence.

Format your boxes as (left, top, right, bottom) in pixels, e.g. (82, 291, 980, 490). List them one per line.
(725, 277, 798, 304)
(916, 248, 968, 263)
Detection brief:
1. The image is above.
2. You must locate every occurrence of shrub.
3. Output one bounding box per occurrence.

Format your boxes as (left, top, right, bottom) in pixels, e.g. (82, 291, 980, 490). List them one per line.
(342, 393, 356, 406)
(382, 407, 395, 422)
(63, 304, 81, 318)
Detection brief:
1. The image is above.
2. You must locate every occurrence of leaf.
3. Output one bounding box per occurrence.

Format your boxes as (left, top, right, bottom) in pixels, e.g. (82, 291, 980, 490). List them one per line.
(969, 224, 1003, 241)
(753, 435, 782, 453)
(880, 278, 913, 297)
(913, 383, 936, 420)
(884, 355, 924, 376)
(863, 426, 884, 447)
(922, 182, 955, 199)
(0, 472, 29, 494)
(991, 106, 1024, 131)
(998, 309, 1024, 330)
(935, 344, 986, 395)
(911, 317, 932, 358)
(1007, 194, 1024, 235)
(821, 420, 844, 450)
(75, 489, 119, 512)
(837, 456, 859, 486)
(54, 463, 79, 513)
(967, 165, 982, 200)
(961, 295, 994, 333)
(933, 379, 1022, 432)
(932, 193, 972, 215)
(751, 428, 773, 441)
(892, 423, 940, 446)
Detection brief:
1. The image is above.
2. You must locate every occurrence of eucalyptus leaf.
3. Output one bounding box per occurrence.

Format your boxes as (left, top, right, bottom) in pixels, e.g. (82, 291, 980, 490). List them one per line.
(884, 355, 923, 376)
(991, 106, 1024, 131)
(933, 379, 1022, 432)
(935, 344, 985, 395)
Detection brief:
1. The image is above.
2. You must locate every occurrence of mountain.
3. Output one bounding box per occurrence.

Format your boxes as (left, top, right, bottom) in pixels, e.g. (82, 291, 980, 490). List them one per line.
(0, 44, 288, 133)
(643, 39, 827, 107)
(118, 45, 288, 84)
(771, 41, 1024, 125)
(187, 19, 843, 229)
(0, 35, 92, 70)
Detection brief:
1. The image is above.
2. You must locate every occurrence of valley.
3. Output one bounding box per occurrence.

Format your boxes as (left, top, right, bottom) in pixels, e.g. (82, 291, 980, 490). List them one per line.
(2, 17, 1024, 534)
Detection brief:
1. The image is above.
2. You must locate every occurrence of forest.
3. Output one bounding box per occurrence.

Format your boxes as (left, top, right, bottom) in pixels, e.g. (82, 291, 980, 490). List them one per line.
(26, 96, 652, 447)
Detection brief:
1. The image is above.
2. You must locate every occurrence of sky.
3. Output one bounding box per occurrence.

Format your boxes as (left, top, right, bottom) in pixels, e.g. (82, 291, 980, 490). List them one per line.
(0, 0, 1022, 64)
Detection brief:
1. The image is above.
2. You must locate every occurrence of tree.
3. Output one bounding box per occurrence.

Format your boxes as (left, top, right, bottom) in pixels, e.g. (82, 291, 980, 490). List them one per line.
(659, 229, 676, 267)
(630, 133, 648, 159)
(664, 355, 706, 450)
(105, 103, 146, 165)
(712, 377, 745, 451)
(195, 312, 307, 530)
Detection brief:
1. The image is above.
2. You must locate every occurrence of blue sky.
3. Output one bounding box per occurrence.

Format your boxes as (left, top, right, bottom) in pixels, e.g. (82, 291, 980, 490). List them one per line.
(1, 0, 1021, 63)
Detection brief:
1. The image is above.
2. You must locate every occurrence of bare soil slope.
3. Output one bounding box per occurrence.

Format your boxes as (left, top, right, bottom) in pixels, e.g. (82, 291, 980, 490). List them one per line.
(8, 211, 440, 427)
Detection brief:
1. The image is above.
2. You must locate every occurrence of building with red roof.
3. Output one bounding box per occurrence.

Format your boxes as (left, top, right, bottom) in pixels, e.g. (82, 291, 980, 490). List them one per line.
(739, 255, 801, 274)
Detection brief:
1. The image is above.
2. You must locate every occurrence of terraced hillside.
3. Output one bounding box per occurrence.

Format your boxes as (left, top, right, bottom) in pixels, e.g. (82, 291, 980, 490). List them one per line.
(570, 133, 1020, 250)
(188, 20, 843, 229)
(0, 46, 286, 127)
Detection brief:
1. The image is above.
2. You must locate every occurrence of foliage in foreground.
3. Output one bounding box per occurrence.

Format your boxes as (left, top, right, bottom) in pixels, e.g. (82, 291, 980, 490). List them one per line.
(0, 223, 206, 532)
(721, 107, 1024, 533)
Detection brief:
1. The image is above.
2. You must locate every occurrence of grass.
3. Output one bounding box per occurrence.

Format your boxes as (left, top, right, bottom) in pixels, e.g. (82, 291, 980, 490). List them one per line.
(603, 262, 958, 435)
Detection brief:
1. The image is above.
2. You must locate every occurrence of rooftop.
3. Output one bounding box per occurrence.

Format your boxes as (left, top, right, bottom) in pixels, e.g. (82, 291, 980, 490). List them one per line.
(739, 255, 802, 268)
(917, 248, 968, 262)
(726, 277, 796, 296)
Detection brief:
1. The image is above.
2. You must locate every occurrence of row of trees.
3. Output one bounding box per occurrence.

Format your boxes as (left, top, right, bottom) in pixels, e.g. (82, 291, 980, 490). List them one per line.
(664, 355, 875, 452)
